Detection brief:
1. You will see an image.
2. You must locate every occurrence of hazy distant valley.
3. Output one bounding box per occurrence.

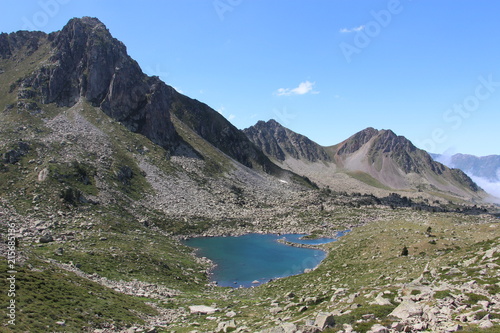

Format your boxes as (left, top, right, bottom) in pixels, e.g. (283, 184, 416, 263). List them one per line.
(431, 153, 500, 202)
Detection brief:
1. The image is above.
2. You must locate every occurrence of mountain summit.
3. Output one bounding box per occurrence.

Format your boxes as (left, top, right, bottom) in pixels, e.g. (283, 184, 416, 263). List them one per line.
(2, 17, 179, 149)
(243, 119, 331, 162)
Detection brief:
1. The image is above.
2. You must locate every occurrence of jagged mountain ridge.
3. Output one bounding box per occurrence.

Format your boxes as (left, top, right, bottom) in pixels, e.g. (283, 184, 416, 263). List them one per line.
(0, 17, 287, 176)
(245, 120, 481, 199)
(244, 119, 332, 163)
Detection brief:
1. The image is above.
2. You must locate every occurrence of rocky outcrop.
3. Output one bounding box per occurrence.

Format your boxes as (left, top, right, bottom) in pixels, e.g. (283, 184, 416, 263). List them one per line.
(0, 30, 46, 59)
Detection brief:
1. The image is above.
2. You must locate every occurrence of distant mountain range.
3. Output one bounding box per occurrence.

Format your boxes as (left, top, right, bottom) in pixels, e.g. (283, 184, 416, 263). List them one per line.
(244, 120, 481, 199)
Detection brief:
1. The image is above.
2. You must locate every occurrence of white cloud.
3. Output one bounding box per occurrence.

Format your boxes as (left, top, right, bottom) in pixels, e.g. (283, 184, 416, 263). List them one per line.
(217, 105, 236, 121)
(217, 106, 225, 114)
(340, 25, 365, 33)
(275, 81, 318, 96)
(469, 175, 500, 199)
(173, 86, 184, 94)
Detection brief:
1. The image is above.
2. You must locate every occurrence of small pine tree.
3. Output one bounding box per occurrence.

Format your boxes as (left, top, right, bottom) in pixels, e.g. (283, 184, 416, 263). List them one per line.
(401, 246, 409, 256)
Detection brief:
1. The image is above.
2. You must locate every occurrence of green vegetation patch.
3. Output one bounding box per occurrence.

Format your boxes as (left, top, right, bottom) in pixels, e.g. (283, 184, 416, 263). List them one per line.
(327, 304, 396, 333)
(463, 292, 489, 306)
(0, 260, 156, 332)
(345, 171, 392, 190)
(31, 230, 207, 292)
(434, 290, 453, 299)
(49, 161, 98, 196)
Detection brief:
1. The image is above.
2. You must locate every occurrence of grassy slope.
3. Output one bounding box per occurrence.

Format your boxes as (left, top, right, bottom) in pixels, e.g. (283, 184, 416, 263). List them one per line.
(0, 260, 157, 332)
(345, 171, 392, 191)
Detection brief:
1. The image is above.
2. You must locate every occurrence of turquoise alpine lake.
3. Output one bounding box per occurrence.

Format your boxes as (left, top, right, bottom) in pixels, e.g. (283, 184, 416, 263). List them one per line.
(183, 231, 347, 288)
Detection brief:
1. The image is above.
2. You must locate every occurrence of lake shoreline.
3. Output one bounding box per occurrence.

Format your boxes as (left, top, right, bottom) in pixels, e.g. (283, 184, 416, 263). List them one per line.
(182, 231, 349, 288)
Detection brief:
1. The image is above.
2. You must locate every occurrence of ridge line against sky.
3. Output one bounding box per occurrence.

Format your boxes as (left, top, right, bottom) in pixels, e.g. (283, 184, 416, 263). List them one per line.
(1, 0, 499, 156)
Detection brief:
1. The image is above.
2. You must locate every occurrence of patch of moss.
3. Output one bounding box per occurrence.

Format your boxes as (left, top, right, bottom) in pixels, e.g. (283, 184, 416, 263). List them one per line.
(345, 171, 392, 190)
(434, 290, 453, 299)
(332, 304, 396, 332)
(463, 292, 489, 306)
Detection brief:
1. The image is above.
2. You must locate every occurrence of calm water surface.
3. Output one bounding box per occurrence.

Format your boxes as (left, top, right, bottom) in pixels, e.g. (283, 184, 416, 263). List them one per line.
(183, 231, 347, 288)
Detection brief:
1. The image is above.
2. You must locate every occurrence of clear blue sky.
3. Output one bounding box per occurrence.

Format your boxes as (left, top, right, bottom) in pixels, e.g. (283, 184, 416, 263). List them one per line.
(1, 0, 500, 156)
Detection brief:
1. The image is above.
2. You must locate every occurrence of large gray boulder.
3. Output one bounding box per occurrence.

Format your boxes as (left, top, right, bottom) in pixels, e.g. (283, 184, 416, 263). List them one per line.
(314, 312, 335, 329)
(216, 319, 237, 333)
(389, 300, 423, 320)
(367, 324, 389, 333)
(189, 305, 219, 315)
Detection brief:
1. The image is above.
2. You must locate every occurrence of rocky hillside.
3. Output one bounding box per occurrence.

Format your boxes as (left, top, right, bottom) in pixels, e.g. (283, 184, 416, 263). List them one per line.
(245, 120, 482, 200)
(333, 128, 480, 195)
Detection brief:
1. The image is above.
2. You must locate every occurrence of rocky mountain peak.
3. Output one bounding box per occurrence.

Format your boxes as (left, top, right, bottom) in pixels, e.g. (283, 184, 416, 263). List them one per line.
(372, 129, 416, 155)
(8, 17, 179, 150)
(336, 127, 379, 155)
(244, 120, 331, 162)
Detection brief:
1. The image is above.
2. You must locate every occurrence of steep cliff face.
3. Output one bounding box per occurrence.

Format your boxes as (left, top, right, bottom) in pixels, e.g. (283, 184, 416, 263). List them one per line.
(169, 94, 283, 174)
(5, 17, 179, 150)
(243, 120, 331, 162)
